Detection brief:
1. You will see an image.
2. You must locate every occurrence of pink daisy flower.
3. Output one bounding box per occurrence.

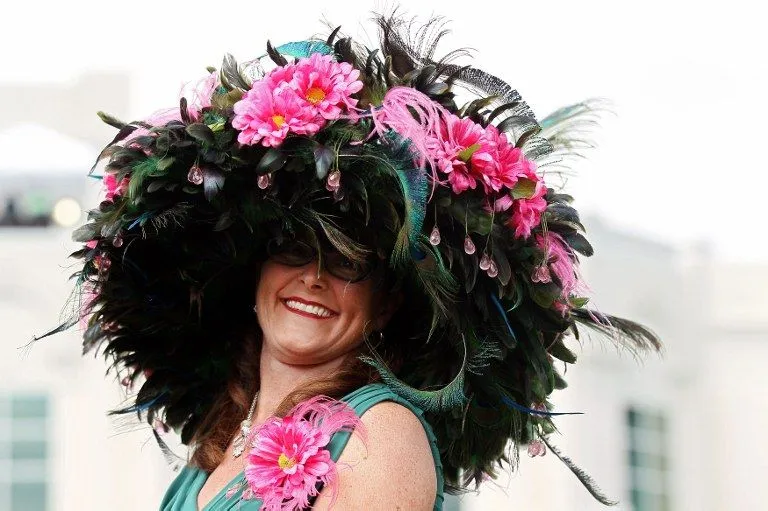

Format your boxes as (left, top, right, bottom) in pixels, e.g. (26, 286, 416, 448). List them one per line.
(508, 177, 547, 239)
(293, 54, 363, 120)
(244, 396, 364, 511)
(232, 86, 322, 147)
(262, 62, 298, 92)
(484, 125, 533, 191)
(426, 113, 496, 194)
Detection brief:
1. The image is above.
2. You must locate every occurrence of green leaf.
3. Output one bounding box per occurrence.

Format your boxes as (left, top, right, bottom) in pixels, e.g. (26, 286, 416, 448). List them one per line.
(553, 371, 568, 390)
(563, 232, 594, 257)
(211, 89, 243, 110)
(457, 143, 481, 163)
(531, 283, 558, 308)
(549, 339, 577, 364)
(214, 210, 235, 231)
(569, 296, 589, 308)
(147, 181, 166, 193)
(156, 157, 175, 171)
(185, 124, 215, 145)
(284, 157, 305, 173)
(72, 224, 97, 243)
(256, 148, 286, 174)
(202, 169, 225, 201)
(313, 145, 333, 179)
(511, 177, 536, 200)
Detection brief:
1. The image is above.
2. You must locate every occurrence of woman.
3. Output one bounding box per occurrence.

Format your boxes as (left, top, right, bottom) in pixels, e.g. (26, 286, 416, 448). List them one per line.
(184, 235, 440, 510)
(50, 13, 660, 511)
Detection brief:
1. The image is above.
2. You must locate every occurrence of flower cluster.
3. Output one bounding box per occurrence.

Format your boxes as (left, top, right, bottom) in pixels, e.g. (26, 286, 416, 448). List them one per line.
(243, 396, 364, 511)
(425, 113, 547, 238)
(225, 53, 546, 239)
(232, 53, 363, 147)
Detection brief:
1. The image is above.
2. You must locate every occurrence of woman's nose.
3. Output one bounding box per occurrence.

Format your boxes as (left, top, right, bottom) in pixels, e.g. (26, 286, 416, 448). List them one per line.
(298, 259, 327, 289)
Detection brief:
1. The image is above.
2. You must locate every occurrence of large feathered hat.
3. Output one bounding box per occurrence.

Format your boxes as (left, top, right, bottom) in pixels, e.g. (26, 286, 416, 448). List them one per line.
(48, 13, 659, 502)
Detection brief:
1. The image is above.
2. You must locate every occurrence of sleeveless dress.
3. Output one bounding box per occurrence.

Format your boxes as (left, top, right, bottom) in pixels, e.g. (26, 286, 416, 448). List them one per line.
(159, 383, 445, 510)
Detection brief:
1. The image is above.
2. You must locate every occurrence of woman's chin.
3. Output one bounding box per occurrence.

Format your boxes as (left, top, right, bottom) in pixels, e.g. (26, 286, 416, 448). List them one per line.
(269, 335, 336, 363)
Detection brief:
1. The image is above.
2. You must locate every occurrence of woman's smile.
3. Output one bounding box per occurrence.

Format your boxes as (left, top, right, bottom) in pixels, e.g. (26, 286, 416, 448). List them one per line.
(281, 296, 338, 319)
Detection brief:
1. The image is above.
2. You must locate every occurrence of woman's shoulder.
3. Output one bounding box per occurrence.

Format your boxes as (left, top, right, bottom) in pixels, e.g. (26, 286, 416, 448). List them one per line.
(313, 387, 438, 510)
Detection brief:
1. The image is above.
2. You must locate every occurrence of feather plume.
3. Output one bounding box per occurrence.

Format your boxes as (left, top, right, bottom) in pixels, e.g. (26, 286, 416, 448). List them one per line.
(275, 40, 333, 58)
(382, 134, 429, 262)
(541, 436, 618, 505)
(572, 309, 662, 355)
(360, 337, 466, 413)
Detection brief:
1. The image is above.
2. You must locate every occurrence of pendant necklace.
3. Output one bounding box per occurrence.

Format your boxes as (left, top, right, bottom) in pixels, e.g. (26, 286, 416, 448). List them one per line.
(232, 391, 259, 459)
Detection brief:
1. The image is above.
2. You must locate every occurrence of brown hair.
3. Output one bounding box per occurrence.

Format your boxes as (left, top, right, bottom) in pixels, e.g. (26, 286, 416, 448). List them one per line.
(189, 330, 388, 472)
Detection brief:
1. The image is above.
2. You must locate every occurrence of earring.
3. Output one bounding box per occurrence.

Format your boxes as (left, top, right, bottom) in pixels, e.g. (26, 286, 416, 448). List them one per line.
(252, 305, 258, 316)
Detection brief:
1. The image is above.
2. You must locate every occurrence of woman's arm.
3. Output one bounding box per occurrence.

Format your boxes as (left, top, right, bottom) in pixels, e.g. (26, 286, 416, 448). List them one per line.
(313, 401, 437, 510)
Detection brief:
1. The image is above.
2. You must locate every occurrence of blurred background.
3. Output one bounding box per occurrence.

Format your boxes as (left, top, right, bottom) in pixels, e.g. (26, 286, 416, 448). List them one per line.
(1, 0, 765, 509)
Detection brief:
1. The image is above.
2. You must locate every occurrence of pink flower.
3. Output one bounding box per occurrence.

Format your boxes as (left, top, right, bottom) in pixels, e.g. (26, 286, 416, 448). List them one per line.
(104, 173, 129, 201)
(293, 54, 363, 120)
(233, 86, 322, 147)
(493, 194, 513, 212)
(485, 125, 536, 191)
(244, 396, 364, 511)
(262, 62, 298, 92)
(426, 114, 496, 194)
(507, 170, 547, 239)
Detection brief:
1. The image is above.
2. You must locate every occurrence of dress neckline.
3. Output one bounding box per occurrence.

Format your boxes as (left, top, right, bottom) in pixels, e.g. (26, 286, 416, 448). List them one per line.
(197, 468, 247, 511)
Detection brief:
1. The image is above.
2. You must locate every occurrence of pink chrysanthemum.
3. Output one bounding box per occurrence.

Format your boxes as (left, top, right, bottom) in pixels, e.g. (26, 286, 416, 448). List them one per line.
(293, 53, 363, 120)
(505, 155, 546, 239)
(262, 62, 298, 92)
(244, 396, 364, 511)
(232, 86, 322, 147)
(484, 125, 535, 191)
(426, 113, 497, 194)
(509, 179, 547, 239)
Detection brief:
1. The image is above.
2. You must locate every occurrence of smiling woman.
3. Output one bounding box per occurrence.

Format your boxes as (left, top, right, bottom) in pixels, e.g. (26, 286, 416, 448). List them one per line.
(43, 11, 659, 511)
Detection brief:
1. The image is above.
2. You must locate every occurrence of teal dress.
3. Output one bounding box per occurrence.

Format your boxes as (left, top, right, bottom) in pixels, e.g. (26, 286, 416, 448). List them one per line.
(160, 383, 445, 510)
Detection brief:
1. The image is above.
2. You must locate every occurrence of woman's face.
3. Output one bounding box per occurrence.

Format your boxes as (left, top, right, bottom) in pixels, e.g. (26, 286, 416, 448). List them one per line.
(255, 256, 396, 366)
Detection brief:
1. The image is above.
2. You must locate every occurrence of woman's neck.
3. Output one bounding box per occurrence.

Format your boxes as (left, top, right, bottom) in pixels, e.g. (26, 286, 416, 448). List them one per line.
(253, 344, 346, 425)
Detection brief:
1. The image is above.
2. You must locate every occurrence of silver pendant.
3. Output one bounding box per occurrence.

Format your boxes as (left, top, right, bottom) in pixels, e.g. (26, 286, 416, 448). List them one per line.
(232, 419, 251, 458)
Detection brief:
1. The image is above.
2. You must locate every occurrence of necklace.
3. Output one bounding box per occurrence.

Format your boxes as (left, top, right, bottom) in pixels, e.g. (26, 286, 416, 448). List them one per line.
(232, 391, 259, 459)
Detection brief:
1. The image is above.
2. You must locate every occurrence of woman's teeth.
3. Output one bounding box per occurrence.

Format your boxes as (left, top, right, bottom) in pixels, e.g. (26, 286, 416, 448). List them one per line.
(285, 300, 333, 318)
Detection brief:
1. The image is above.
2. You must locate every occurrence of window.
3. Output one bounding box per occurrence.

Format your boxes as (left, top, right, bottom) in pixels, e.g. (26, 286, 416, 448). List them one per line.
(627, 408, 669, 511)
(0, 394, 49, 511)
